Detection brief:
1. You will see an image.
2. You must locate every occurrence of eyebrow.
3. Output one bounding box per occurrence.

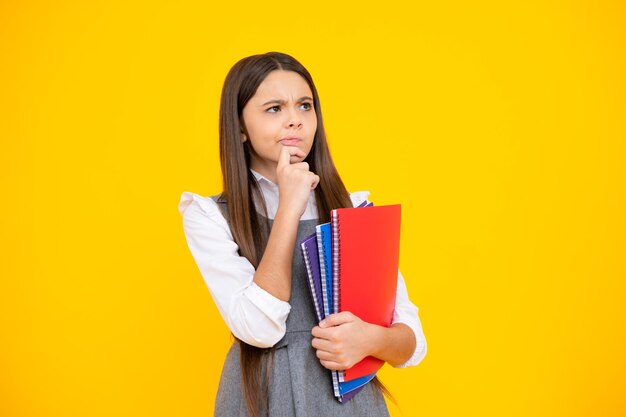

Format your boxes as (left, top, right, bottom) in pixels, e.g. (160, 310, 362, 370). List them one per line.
(260, 96, 314, 106)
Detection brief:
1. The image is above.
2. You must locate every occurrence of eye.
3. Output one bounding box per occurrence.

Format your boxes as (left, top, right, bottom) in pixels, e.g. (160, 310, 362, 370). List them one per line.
(300, 102, 312, 111)
(266, 105, 280, 113)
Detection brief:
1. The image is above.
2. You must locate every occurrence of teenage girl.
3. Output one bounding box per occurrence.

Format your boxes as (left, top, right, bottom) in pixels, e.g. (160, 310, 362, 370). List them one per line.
(179, 52, 427, 417)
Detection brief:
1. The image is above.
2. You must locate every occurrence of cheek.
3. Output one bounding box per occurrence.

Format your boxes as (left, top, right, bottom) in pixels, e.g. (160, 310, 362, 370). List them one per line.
(307, 113, 318, 131)
(246, 119, 273, 144)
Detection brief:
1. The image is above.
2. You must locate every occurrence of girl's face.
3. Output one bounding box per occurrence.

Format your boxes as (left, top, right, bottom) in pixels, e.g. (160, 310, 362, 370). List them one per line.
(241, 70, 317, 179)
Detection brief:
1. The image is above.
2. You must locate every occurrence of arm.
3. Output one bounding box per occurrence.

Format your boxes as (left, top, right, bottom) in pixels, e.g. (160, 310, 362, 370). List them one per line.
(181, 195, 291, 348)
(179, 147, 319, 347)
(311, 270, 427, 370)
(251, 146, 320, 301)
(311, 313, 416, 369)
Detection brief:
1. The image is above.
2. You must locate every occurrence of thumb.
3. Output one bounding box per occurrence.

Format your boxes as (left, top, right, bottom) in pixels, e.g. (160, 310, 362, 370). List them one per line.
(319, 312, 354, 328)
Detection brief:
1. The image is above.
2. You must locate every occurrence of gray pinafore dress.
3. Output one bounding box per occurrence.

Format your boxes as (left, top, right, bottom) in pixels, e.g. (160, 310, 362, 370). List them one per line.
(212, 200, 390, 417)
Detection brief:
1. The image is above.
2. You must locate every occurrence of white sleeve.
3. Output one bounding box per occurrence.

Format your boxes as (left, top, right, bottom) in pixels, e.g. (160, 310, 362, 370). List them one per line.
(391, 270, 427, 368)
(178, 192, 291, 348)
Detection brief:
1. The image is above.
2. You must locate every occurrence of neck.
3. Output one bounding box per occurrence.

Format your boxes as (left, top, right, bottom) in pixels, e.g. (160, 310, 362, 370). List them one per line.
(250, 160, 278, 184)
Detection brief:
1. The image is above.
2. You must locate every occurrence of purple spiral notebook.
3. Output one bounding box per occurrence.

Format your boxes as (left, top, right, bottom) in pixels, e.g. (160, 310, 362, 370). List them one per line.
(301, 234, 324, 323)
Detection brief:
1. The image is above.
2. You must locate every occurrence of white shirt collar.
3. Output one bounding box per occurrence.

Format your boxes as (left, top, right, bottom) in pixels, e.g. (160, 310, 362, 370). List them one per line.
(250, 169, 277, 188)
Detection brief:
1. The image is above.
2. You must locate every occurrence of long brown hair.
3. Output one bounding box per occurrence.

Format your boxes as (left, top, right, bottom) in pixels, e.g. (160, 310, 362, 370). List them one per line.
(217, 52, 390, 416)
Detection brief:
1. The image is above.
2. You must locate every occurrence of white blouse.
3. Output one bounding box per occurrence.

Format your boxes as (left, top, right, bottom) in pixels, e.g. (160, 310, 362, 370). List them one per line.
(178, 170, 427, 368)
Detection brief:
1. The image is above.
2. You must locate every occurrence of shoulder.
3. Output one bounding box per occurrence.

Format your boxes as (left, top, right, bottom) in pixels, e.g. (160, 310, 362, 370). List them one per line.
(178, 191, 234, 240)
(178, 191, 225, 220)
(348, 190, 371, 208)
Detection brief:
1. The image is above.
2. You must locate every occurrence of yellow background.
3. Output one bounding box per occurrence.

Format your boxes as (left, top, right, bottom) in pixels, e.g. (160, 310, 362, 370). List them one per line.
(2, 1, 625, 416)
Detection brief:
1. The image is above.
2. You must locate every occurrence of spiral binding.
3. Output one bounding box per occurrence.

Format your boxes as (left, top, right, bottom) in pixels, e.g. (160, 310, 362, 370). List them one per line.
(316, 225, 330, 318)
(331, 210, 342, 316)
(331, 209, 349, 383)
(301, 242, 323, 323)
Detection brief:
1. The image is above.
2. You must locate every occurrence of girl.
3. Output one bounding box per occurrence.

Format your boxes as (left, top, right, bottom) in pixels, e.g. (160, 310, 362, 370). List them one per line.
(179, 52, 426, 417)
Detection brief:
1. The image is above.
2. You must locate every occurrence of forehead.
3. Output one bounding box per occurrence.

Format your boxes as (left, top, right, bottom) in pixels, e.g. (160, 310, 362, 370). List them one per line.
(252, 70, 313, 100)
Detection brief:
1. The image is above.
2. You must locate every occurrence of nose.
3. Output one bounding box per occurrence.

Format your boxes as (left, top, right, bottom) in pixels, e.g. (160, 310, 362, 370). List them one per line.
(287, 109, 302, 128)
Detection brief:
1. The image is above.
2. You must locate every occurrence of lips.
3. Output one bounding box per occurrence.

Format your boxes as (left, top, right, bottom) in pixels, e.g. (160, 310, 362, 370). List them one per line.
(279, 137, 302, 146)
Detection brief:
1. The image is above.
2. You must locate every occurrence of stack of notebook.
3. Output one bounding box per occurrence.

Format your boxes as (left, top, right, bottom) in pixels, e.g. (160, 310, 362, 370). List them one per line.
(300, 202, 401, 403)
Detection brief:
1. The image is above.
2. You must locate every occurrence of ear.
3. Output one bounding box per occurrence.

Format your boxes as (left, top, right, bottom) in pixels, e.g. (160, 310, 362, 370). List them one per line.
(240, 122, 247, 143)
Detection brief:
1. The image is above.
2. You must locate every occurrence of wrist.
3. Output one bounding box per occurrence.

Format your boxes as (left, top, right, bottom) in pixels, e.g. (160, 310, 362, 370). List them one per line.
(368, 323, 416, 366)
(365, 323, 388, 359)
(275, 203, 302, 222)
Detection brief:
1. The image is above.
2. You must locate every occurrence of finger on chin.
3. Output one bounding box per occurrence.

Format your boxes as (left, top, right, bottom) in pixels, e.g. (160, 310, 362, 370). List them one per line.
(288, 153, 305, 164)
(278, 144, 302, 164)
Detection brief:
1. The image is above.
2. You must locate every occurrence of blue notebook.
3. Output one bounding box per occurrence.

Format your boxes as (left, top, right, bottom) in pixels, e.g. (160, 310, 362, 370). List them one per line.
(315, 223, 333, 318)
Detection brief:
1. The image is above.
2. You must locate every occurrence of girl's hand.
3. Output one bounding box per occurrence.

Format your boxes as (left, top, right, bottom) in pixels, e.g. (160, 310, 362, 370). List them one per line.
(276, 145, 319, 219)
(311, 312, 375, 371)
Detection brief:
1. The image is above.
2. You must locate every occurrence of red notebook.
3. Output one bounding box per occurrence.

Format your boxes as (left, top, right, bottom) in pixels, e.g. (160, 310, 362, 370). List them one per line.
(331, 204, 401, 382)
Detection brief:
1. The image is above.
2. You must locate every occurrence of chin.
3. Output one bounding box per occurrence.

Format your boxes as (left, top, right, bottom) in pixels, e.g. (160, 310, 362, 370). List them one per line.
(289, 154, 306, 163)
